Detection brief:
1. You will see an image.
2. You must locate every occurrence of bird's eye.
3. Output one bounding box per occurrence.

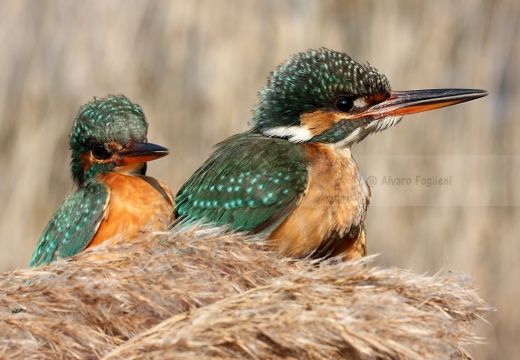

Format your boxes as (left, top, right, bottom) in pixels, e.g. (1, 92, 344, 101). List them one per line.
(91, 143, 110, 160)
(335, 97, 354, 113)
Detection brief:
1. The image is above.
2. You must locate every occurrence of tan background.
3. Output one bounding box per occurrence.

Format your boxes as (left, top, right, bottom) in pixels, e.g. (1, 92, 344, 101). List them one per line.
(0, 1, 517, 358)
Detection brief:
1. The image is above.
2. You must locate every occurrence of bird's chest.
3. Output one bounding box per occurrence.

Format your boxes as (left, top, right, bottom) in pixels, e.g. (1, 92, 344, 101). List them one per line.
(88, 173, 175, 247)
(303, 143, 369, 233)
(269, 143, 369, 259)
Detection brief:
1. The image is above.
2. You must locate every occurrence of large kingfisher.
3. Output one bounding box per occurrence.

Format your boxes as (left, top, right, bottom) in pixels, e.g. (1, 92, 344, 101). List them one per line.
(174, 48, 487, 260)
(30, 95, 174, 267)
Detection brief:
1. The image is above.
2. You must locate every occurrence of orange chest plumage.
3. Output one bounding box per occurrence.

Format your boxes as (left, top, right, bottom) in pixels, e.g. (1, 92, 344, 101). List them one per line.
(88, 172, 175, 248)
(269, 143, 370, 260)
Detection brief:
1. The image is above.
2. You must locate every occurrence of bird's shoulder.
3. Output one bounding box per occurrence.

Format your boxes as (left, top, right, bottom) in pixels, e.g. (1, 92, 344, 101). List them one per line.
(30, 178, 109, 267)
(175, 131, 310, 231)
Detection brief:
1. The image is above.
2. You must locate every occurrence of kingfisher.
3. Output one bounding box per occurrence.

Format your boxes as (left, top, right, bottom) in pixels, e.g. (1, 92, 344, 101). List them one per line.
(30, 95, 174, 267)
(174, 48, 487, 260)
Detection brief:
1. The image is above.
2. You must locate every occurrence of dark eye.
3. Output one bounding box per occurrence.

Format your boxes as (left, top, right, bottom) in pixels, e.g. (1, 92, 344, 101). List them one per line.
(335, 97, 354, 112)
(91, 143, 110, 160)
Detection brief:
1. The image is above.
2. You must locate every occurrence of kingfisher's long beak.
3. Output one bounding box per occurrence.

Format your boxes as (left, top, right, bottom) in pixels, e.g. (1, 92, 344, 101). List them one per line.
(115, 140, 169, 166)
(356, 88, 488, 120)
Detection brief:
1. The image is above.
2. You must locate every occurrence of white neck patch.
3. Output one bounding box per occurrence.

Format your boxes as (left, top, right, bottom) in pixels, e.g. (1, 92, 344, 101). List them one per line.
(262, 126, 313, 143)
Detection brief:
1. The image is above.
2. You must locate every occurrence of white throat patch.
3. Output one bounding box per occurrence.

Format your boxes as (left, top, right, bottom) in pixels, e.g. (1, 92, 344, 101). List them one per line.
(335, 115, 403, 149)
(114, 163, 145, 175)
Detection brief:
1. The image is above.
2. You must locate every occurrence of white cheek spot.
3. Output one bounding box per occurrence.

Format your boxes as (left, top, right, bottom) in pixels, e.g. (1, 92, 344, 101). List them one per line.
(262, 126, 313, 143)
(353, 98, 368, 109)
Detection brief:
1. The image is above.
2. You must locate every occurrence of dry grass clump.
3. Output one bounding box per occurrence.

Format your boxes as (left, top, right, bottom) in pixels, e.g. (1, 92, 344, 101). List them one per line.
(0, 225, 490, 359)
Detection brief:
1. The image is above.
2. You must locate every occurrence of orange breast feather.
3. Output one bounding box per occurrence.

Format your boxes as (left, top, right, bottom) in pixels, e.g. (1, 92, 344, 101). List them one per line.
(268, 143, 369, 260)
(87, 173, 174, 248)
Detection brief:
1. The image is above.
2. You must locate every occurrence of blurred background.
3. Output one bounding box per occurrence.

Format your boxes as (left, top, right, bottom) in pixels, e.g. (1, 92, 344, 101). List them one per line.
(0, 0, 517, 358)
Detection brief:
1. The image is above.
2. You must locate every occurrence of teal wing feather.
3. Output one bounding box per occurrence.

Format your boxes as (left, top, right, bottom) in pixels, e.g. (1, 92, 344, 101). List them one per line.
(174, 131, 309, 232)
(29, 179, 109, 267)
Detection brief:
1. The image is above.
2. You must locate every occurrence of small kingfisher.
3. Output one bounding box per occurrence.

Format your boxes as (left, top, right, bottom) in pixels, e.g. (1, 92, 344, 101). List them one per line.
(30, 95, 174, 267)
(174, 48, 487, 260)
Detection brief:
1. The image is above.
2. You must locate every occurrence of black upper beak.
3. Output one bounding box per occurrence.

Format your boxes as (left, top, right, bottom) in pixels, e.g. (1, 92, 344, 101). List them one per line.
(114, 140, 169, 166)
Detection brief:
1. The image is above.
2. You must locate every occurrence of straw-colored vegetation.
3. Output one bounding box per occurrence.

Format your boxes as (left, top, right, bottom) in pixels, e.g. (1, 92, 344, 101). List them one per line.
(1, 226, 490, 359)
(0, 1, 518, 358)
